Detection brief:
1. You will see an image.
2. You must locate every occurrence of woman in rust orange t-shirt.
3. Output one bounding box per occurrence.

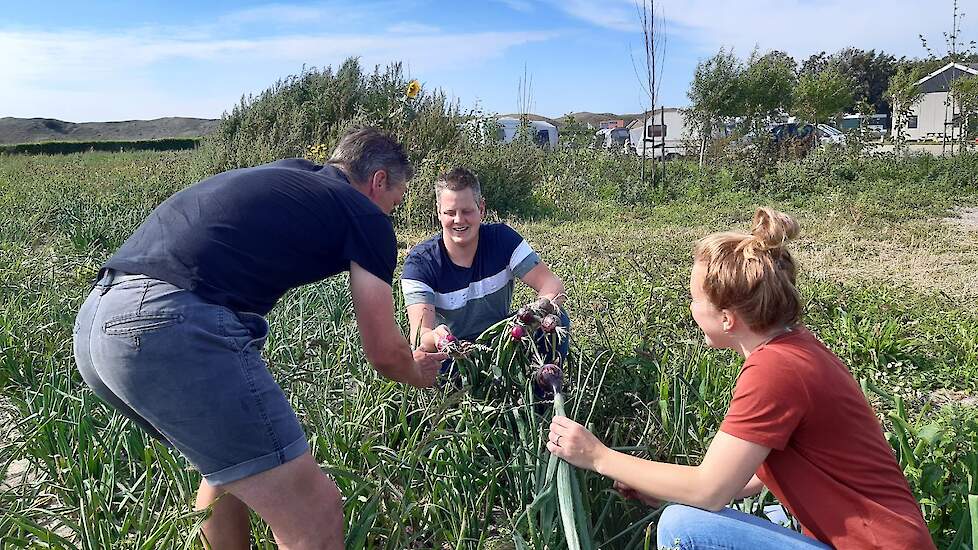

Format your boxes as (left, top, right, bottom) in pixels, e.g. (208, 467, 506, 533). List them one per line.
(546, 208, 934, 549)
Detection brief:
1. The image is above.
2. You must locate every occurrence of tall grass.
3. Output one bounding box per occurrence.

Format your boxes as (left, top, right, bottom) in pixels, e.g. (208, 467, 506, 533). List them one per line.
(2, 141, 978, 548)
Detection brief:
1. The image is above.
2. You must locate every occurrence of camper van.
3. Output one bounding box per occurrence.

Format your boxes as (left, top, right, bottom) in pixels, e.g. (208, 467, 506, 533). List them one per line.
(628, 108, 691, 158)
(840, 114, 889, 136)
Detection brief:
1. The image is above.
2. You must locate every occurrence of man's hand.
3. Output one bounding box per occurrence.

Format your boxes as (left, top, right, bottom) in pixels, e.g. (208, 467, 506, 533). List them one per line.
(613, 480, 663, 508)
(351, 262, 446, 385)
(410, 348, 447, 387)
(546, 415, 610, 471)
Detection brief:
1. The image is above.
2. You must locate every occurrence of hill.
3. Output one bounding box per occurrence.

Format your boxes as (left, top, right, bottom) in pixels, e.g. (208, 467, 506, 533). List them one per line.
(497, 113, 560, 126)
(497, 112, 647, 128)
(0, 117, 219, 145)
(555, 111, 647, 127)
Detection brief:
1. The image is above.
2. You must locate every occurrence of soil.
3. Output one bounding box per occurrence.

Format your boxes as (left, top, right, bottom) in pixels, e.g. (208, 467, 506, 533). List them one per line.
(944, 207, 978, 230)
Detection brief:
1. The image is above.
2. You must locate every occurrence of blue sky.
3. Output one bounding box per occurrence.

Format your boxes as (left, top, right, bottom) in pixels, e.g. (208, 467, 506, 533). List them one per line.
(2, 0, 974, 122)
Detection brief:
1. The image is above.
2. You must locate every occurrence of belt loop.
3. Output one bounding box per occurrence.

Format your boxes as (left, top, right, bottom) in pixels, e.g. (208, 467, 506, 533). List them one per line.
(97, 269, 116, 295)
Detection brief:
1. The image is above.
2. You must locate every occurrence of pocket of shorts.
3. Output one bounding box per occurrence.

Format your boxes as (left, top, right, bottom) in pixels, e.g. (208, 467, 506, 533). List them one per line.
(103, 312, 184, 336)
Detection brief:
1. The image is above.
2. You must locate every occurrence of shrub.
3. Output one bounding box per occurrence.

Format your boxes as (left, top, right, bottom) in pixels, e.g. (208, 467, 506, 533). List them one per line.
(396, 137, 546, 229)
(205, 58, 462, 173)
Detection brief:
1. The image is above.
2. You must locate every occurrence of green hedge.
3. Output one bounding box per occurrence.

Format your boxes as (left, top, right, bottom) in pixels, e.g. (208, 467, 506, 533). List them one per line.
(0, 138, 201, 155)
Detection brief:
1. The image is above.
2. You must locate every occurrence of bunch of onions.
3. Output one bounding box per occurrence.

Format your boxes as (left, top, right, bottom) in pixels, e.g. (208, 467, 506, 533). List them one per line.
(540, 314, 560, 333)
(533, 363, 563, 398)
(436, 333, 457, 353)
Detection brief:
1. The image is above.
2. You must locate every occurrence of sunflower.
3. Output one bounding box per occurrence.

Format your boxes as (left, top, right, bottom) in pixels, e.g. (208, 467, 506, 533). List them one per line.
(405, 79, 421, 99)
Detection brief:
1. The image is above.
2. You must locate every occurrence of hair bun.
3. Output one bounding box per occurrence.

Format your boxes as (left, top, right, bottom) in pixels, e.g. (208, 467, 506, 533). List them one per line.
(750, 207, 800, 252)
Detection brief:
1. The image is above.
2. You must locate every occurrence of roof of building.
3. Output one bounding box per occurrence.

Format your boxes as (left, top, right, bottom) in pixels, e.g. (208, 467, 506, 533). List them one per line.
(916, 62, 978, 93)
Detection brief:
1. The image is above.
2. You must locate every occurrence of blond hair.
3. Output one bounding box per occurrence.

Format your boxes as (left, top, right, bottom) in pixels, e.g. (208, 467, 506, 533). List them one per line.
(694, 207, 802, 332)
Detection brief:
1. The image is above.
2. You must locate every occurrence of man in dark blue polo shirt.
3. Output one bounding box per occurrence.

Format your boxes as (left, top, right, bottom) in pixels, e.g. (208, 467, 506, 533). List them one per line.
(72, 127, 446, 549)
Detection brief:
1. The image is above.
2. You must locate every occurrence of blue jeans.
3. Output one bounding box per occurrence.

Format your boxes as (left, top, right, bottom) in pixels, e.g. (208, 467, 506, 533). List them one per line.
(656, 504, 832, 550)
(73, 270, 308, 485)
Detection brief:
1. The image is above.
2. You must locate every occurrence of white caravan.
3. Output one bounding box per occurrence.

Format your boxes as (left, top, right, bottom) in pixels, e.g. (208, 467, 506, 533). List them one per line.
(496, 117, 559, 148)
(628, 108, 692, 158)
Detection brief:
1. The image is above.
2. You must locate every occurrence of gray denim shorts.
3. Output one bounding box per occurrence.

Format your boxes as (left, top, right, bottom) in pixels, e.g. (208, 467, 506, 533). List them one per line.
(72, 270, 308, 485)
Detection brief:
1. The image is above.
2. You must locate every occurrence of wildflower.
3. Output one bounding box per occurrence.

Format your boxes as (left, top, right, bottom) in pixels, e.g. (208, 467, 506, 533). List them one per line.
(405, 79, 421, 99)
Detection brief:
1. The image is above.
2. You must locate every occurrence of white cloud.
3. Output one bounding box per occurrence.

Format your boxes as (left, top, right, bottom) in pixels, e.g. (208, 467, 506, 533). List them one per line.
(552, 0, 639, 32)
(494, 0, 535, 12)
(553, 0, 978, 60)
(386, 22, 441, 34)
(658, 0, 963, 59)
(0, 26, 556, 120)
(218, 3, 330, 26)
(215, 1, 411, 29)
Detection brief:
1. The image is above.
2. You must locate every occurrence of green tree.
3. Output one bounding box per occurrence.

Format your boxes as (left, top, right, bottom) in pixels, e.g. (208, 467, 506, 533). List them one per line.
(887, 66, 924, 152)
(557, 114, 594, 149)
(832, 48, 898, 114)
(951, 74, 978, 147)
(739, 49, 797, 124)
(685, 48, 743, 167)
(792, 67, 855, 127)
(207, 58, 461, 172)
(800, 49, 898, 115)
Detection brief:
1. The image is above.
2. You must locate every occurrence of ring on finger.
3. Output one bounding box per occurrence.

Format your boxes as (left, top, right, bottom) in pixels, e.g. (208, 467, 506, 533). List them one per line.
(556, 434, 562, 445)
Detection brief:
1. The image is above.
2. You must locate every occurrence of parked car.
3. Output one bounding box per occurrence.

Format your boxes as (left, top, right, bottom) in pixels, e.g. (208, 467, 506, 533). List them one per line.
(816, 123, 846, 145)
(765, 123, 816, 157)
(595, 127, 632, 151)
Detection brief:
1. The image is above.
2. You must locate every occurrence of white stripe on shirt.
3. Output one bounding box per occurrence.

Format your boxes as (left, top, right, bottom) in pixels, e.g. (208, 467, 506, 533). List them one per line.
(401, 278, 435, 298)
(408, 268, 513, 311)
(508, 240, 534, 272)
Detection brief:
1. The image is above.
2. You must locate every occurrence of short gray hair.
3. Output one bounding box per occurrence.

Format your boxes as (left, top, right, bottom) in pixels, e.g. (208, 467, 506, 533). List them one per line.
(327, 127, 414, 185)
(435, 167, 482, 203)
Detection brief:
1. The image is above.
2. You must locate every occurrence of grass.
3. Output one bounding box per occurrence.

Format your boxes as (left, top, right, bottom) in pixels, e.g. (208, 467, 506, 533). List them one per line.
(2, 148, 978, 548)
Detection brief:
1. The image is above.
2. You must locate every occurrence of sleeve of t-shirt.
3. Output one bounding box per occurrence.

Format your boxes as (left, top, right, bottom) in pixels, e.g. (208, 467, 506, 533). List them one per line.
(719, 352, 810, 451)
(497, 224, 541, 279)
(343, 213, 397, 286)
(400, 248, 436, 306)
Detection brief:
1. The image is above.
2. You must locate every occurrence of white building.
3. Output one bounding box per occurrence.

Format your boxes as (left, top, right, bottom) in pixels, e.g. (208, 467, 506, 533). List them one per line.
(892, 62, 978, 141)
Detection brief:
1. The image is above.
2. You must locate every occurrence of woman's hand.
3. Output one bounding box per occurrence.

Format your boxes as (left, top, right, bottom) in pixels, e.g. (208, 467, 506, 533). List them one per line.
(546, 415, 610, 472)
(613, 480, 663, 508)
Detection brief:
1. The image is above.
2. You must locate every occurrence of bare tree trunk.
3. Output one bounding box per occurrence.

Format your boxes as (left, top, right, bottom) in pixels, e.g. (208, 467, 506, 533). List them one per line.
(634, 0, 666, 191)
(698, 120, 707, 169)
(641, 111, 647, 186)
(660, 97, 666, 186)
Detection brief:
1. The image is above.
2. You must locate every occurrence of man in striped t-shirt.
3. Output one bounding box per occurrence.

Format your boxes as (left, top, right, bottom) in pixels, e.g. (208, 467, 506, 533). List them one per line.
(401, 168, 567, 354)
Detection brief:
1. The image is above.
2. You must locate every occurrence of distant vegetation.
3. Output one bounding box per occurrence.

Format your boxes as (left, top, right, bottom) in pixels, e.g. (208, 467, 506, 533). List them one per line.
(0, 137, 201, 155)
